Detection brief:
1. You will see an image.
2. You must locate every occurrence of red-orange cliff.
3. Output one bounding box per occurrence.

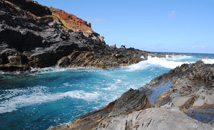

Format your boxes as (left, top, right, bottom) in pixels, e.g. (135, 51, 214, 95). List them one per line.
(49, 7, 93, 34)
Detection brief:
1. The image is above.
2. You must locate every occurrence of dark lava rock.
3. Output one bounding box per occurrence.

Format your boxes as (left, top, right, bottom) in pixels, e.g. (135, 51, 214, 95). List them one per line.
(0, 0, 182, 71)
(0, 0, 151, 71)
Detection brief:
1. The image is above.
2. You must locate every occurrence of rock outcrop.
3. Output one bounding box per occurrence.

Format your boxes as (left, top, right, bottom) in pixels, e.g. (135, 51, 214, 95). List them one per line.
(0, 0, 182, 71)
(141, 61, 214, 124)
(50, 61, 214, 130)
(143, 61, 214, 108)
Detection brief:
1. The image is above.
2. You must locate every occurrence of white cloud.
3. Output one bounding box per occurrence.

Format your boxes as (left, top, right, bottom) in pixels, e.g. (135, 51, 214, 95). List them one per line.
(169, 11, 176, 18)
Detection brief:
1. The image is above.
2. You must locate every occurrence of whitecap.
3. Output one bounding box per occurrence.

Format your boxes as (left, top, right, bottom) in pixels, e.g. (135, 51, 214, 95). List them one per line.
(125, 55, 193, 71)
(202, 58, 214, 64)
(0, 87, 100, 114)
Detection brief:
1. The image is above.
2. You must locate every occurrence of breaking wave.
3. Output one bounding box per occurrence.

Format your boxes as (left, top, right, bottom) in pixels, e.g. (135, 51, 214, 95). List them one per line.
(125, 55, 193, 71)
(202, 58, 214, 64)
(0, 86, 100, 114)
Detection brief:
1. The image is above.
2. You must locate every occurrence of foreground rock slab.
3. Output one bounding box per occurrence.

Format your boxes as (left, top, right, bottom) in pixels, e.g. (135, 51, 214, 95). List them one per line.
(98, 107, 214, 130)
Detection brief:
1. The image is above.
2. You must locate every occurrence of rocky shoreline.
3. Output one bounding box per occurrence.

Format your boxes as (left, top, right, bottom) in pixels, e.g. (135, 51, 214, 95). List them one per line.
(50, 61, 214, 130)
(0, 0, 182, 72)
(2, 1, 213, 130)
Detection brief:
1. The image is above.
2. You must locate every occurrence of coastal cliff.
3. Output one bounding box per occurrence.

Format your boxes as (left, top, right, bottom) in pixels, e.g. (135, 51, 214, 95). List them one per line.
(0, 0, 177, 72)
(50, 61, 214, 130)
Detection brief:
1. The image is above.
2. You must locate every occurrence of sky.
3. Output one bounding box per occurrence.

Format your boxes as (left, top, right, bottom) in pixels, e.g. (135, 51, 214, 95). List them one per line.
(36, 0, 214, 54)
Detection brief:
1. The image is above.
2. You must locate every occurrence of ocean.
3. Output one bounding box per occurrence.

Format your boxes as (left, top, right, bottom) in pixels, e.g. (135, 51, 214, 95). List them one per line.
(0, 53, 214, 130)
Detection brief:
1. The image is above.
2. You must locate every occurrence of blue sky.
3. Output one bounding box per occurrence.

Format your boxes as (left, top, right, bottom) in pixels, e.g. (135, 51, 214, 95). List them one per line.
(36, 0, 214, 53)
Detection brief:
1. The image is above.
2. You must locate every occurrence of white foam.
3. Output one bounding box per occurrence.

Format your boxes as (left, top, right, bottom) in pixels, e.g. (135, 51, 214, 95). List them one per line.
(0, 87, 100, 114)
(165, 55, 193, 61)
(146, 56, 190, 69)
(102, 84, 118, 91)
(202, 58, 214, 64)
(30, 67, 93, 75)
(125, 55, 193, 71)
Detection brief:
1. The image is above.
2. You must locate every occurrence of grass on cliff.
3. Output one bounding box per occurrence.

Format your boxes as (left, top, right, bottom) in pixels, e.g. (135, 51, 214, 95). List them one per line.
(44, 13, 93, 33)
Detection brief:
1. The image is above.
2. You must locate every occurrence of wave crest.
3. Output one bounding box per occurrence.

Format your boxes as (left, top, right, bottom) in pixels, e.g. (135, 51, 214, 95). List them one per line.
(125, 55, 193, 71)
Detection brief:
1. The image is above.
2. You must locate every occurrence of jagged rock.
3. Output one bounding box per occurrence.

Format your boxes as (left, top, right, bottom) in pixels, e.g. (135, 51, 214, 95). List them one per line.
(141, 61, 214, 123)
(110, 89, 151, 116)
(56, 50, 145, 68)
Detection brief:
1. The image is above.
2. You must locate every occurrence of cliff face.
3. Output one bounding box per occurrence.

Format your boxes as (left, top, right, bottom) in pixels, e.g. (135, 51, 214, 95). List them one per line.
(50, 61, 214, 130)
(0, 0, 150, 71)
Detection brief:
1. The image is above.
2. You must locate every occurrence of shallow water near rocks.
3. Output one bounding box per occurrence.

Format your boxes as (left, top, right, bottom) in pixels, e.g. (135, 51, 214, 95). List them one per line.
(0, 53, 214, 130)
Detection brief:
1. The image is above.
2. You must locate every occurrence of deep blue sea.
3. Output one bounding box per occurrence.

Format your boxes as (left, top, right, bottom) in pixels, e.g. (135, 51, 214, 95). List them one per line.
(0, 53, 214, 130)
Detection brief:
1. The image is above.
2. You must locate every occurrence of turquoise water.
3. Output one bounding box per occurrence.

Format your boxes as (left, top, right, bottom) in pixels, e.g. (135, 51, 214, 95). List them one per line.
(0, 53, 214, 130)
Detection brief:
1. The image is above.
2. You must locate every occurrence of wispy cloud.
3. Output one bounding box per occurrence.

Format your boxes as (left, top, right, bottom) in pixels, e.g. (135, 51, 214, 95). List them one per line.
(169, 11, 176, 18)
(86, 18, 104, 23)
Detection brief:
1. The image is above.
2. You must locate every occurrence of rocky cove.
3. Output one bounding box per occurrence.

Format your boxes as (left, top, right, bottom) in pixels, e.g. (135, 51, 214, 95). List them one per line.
(0, 0, 214, 130)
(49, 61, 214, 130)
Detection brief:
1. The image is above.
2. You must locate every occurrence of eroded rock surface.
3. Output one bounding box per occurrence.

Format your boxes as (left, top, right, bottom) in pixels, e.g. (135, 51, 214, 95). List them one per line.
(98, 107, 214, 130)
